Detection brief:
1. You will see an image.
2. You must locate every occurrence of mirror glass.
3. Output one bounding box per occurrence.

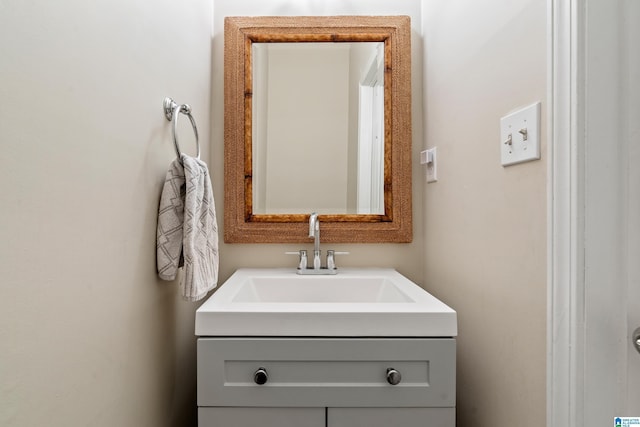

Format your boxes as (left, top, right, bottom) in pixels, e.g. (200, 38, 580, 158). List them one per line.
(252, 42, 385, 215)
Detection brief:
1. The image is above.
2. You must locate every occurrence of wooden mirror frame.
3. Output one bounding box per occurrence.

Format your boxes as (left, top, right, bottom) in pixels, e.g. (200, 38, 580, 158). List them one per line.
(224, 16, 412, 243)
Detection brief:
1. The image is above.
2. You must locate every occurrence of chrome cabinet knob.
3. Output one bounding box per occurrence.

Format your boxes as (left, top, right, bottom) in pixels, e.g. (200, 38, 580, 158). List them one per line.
(254, 367, 268, 385)
(386, 368, 402, 385)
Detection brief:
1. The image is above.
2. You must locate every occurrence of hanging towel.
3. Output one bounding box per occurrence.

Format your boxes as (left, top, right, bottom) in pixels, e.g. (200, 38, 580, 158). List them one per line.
(156, 154, 218, 301)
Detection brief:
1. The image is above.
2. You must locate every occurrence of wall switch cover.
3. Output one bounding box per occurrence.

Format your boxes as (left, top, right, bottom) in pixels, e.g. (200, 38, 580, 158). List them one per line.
(500, 102, 541, 166)
(421, 147, 437, 183)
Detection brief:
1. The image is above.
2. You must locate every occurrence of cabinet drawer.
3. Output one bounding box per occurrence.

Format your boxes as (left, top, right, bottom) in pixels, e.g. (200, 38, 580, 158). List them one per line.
(197, 338, 455, 408)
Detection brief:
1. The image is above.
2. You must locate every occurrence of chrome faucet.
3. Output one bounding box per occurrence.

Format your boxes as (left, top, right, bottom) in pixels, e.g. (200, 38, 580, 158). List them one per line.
(286, 212, 348, 274)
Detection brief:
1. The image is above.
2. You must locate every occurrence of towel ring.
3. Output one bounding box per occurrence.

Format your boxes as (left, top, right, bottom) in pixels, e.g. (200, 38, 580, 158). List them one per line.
(163, 97, 200, 162)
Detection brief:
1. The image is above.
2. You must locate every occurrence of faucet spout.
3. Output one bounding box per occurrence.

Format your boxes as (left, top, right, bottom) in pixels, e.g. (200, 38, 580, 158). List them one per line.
(309, 212, 320, 253)
(309, 212, 321, 269)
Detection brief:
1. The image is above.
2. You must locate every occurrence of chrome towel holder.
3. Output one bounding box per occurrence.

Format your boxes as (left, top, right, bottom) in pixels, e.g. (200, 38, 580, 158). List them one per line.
(163, 97, 200, 163)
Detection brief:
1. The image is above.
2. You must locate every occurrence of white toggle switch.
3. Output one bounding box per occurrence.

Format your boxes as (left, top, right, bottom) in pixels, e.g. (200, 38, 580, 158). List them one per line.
(500, 102, 541, 166)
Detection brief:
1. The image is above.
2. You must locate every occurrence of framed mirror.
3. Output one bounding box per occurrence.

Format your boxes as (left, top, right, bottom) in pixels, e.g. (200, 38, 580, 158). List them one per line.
(224, 16, 412, 243)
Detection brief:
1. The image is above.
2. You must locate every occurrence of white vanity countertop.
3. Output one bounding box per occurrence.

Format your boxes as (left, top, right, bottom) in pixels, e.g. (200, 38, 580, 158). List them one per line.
(195, 268, 457, 337)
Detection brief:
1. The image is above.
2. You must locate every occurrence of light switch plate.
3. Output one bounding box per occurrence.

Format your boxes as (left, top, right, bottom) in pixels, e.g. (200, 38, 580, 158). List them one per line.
(420, 148, 437, 183)
(500, 102, 541, 166)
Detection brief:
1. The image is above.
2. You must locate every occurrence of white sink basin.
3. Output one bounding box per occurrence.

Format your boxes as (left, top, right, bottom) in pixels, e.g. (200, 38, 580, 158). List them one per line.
(195, 268, 457, 337)
(231, 276, 413, 303)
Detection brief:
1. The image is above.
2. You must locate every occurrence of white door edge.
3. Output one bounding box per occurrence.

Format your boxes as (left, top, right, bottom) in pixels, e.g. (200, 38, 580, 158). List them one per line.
(547, 0, 586, 426)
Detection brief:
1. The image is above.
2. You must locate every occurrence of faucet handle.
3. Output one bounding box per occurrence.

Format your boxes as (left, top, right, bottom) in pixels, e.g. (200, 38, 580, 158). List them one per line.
(312, 250, 322, 270)
(285, 250, 308, 270)
(326, 250, 349, 270)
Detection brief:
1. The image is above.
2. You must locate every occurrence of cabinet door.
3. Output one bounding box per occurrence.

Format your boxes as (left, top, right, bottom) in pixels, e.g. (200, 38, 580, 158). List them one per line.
(327, 408, 455, 427)
(199, 407, 324, 427)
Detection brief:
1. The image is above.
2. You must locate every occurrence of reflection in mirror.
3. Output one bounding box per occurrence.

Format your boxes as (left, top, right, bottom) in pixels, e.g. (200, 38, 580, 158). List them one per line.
(224, 16, 412, 243)
(252, 42, 385, 215)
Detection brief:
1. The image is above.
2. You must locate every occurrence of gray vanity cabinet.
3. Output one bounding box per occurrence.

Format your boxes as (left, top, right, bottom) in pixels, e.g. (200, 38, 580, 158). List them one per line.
(197, 338, 456, 427)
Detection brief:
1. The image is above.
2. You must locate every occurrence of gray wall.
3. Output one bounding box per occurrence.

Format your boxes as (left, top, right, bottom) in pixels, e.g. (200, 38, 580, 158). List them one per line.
(422, 1, 547, 426)
(0, 1, 213, 425)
